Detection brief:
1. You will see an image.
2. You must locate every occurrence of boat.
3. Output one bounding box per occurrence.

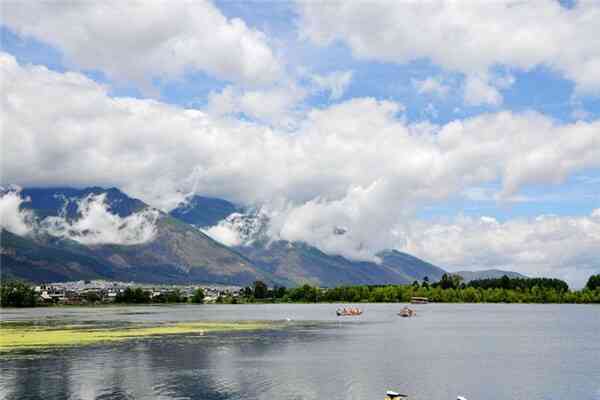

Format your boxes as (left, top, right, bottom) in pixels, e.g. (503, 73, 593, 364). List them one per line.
(336, 307, 362, 316)
(410, 296, 428, 304)
(385, 391, 467, 400)
(398, 306, 416, 317)
(385, 390, 408, 399)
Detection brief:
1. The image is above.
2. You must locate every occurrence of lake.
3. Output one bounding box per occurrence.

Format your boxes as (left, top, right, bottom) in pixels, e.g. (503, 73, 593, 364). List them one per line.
(1, 303, 599, 400)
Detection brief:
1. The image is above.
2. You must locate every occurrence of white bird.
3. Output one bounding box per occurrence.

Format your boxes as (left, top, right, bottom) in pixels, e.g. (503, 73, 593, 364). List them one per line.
(457, 396, 468, 400)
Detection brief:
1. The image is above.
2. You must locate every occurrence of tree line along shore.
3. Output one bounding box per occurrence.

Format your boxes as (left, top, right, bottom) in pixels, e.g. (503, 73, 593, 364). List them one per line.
(2, 274, 600, 307)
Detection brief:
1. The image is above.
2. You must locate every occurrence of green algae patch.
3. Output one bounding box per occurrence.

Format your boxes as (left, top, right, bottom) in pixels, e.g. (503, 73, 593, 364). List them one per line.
(0, 321, 273, 352)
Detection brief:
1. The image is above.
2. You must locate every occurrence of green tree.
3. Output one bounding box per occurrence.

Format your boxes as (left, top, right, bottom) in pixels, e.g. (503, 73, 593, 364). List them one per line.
(586, 274, 600, 291)
(437, 273, 463, 290)
(165, 289, 185, 303)
(253, 280, 268, 299)
(191, 288, 205, 304)
(273, 286, 287, 298)
(115, 287, 151, 303)
(0, 281, 38, 307)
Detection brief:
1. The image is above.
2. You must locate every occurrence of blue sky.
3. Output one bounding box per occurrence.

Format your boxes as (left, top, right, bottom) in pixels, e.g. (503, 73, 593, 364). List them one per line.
(1, 1, 599, 283)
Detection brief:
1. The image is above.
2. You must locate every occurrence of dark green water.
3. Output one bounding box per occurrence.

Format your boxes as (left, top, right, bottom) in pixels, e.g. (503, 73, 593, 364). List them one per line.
(1, 303, 599, 399)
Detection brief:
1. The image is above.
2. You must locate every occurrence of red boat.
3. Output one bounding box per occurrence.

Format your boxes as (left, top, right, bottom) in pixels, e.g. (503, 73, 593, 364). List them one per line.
(336, 307, 362, 316)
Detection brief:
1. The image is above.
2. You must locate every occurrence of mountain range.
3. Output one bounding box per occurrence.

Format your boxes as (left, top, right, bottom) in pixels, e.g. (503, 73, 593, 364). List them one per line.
(0, 187, 524, 286)
(454, 269, 527, 282)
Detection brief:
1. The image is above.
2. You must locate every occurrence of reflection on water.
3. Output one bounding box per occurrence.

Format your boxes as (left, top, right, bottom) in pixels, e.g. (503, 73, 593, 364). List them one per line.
(1, 304, 600, 400)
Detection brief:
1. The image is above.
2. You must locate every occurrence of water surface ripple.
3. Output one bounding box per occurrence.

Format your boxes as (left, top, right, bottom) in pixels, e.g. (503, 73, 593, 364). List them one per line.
(1, 303, 599, 399)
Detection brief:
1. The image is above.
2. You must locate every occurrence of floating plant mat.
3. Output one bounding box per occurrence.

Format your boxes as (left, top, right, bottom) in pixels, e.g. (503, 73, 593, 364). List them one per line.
(0, 321, 275, 352)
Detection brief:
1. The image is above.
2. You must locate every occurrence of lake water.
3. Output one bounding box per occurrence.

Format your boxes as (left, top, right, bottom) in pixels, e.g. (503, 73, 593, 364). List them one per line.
(1, 303, 599, 400)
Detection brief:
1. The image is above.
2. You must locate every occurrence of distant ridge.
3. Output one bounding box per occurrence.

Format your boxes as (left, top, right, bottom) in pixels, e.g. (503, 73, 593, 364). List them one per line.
(234, 240, 446, 287)
(169, 198, 447, 287)
(455, 269, 528, 282)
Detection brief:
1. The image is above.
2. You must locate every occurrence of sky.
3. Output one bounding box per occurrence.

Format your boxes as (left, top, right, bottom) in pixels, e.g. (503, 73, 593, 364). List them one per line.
(1, 0, 600, 287)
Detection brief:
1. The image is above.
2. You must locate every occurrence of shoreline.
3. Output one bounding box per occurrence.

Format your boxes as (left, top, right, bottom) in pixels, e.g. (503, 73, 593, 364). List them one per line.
(2, 300, 599, 311)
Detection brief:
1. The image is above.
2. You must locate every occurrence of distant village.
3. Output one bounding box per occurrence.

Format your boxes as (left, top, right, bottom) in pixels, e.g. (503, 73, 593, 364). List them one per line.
(34, 280, 243, 305)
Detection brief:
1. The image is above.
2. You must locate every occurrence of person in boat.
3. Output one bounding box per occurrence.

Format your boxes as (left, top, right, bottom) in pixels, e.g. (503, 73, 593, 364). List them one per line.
(399, 306, 415, 317)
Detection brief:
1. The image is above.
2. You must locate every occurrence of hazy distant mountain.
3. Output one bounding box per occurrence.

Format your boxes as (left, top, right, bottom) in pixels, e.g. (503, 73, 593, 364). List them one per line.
(2, 188, 270, 285)
(236, 240, 446, 287)
(378, 249, 446, 282)
(455, 269, 528, 282)
(169, 200, 447, 287)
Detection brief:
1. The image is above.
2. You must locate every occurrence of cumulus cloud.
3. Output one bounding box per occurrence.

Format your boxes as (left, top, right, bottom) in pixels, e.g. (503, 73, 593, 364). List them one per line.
(310, 70, 353, 100)
(403, 212, 600, 288)
(205, 71, 353, 127)
(40, 193, 159, 245)
(297, 0, 600, 94)
(2, 53, 600, 280)
(203, 222, 244, 247)
(463, 75, 503, 106)
(207, 82, 307, 128)
(0, 189, 34, 236)
(202, 210, 268, 247)
(413, 76, 450, 98)
(3, 51, 600, 209)
(2, 0, 282, 88)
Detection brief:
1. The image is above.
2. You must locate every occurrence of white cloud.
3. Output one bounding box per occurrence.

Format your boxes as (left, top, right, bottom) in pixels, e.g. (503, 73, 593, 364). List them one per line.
(297, 0, 600, 94)
(265, 183, 398, 263)
(202, 210, 268, 247)
(0, 189, 34, 236)
(0, 188, 158, 245)
(413, 76, 450, 97)
(207, 82, 307, 128)
(2, 0, 282, 88)
(2, 53, 600, 281)
(463, 75, 503, 106)
(403, 211, 600, 288)
(203, 221, 244, 247)
(3, 51, 600, 208)
(40, 193, 159, 245)
(310, 70, 353, 100)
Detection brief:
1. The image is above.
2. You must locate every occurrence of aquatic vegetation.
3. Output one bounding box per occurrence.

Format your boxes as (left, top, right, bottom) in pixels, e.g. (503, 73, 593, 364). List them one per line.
(0, 321, 273, 352)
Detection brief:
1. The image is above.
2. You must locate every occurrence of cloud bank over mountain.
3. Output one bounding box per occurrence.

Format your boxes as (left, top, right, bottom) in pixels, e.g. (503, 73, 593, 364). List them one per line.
(0, 189, 159, 246)
(0, 190, 34, 236)
(40, 193, 159, 246)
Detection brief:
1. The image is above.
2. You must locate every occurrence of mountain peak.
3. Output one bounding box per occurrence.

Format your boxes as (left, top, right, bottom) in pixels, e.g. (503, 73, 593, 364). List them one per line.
(170, 195, 238, 227)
